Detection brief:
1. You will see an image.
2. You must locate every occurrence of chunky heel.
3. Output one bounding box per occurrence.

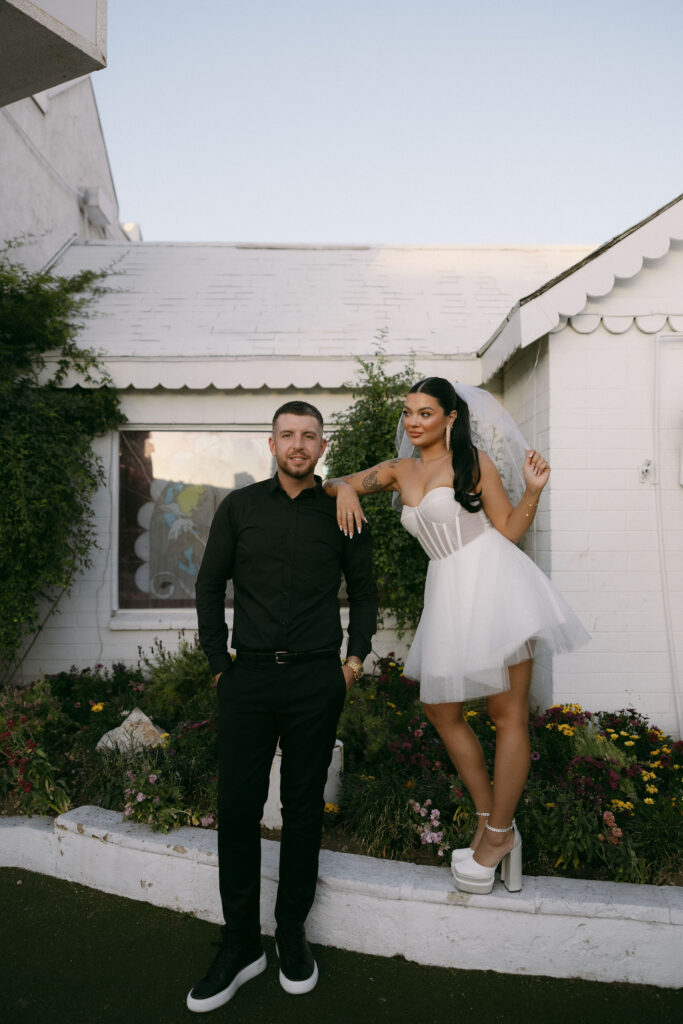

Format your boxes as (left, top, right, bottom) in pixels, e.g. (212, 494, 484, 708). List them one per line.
(500, 834, 523, 892)
(452, 820, 523, 895)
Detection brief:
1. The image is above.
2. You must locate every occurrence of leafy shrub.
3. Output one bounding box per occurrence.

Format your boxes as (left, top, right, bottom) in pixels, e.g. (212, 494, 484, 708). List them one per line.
(325, 342, 428, 633)
(0, 248, 124, 684)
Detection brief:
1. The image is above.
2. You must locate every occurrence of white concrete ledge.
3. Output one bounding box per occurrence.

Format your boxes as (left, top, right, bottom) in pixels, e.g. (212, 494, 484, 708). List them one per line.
(1, 806, 681, 988)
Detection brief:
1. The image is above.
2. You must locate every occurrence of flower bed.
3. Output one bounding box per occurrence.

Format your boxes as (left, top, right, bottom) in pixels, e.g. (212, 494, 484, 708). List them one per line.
(1, 641, 681, 885)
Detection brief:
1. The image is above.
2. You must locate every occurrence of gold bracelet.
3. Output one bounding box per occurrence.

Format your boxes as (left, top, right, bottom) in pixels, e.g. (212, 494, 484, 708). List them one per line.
(343, 658, 365, 682)
(522, 497, 539, 519)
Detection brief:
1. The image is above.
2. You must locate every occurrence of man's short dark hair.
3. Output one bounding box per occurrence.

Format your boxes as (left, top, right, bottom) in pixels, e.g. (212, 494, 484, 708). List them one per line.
(272, 401, 324, 434)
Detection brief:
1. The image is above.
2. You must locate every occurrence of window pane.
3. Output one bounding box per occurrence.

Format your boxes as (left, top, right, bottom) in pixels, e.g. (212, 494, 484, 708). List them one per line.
(118, 431, 275, 609)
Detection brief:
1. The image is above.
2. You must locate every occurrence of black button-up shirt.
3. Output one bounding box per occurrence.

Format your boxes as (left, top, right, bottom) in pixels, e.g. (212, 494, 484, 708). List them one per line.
(195, 474, 378, 675)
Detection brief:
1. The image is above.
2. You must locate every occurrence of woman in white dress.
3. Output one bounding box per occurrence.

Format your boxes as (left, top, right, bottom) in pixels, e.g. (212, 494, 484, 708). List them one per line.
(323, 377, 588, 894)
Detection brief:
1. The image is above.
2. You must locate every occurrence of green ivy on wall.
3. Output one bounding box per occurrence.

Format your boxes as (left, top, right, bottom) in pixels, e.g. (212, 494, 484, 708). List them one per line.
(324, 342, 427, 633)
(0, 247, 125, 684)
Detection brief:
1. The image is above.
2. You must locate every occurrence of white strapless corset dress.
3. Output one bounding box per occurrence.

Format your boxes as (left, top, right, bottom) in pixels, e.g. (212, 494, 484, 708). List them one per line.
(401, 487, 589, 702)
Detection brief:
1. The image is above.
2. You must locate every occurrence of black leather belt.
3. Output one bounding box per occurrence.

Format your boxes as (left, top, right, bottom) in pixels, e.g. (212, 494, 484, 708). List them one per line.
(236, 648, 340, 666)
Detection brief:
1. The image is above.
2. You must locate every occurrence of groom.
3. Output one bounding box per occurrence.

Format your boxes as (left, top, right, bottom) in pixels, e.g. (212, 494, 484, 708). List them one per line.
(189, 400, 377, 1012)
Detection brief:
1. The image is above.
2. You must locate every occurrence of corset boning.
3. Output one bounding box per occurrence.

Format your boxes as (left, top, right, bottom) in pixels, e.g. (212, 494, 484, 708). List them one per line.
(401, 488, 491, 560)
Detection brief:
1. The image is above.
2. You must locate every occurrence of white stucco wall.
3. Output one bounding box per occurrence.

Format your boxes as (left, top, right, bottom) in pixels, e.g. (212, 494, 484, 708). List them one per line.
(546, 323, 683, 738)
(0, 78, 127, 270)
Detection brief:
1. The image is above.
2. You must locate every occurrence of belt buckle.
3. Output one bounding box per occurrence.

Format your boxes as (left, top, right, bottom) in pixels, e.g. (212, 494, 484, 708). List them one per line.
(274, 651, 290, 665)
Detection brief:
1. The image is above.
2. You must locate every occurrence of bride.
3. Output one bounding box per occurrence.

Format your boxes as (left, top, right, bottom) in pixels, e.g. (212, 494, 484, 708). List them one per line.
(324, 377, 588, 894)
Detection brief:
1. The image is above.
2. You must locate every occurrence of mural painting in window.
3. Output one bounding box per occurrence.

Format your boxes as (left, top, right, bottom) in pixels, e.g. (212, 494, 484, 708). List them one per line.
(119, 431, 275, 609)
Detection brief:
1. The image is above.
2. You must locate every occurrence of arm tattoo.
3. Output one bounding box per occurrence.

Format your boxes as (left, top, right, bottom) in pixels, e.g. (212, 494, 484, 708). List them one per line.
(361, 469, 383, 492)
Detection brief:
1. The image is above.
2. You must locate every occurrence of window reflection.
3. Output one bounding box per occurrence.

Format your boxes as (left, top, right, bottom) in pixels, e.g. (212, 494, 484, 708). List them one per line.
(118, 431, 275, 609)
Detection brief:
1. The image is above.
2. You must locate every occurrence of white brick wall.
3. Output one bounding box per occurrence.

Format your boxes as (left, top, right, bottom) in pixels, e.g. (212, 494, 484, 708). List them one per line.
(545, 324, 683, 738)
(502, 338, 554, 710)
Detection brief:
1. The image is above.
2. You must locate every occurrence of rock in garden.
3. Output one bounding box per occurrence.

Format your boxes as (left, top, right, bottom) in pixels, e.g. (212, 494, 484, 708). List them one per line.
(96, 707, 166, 754)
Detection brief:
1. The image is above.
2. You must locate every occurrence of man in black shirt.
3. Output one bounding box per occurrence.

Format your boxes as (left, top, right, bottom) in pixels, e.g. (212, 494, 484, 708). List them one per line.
(187, 401, 377, 1013)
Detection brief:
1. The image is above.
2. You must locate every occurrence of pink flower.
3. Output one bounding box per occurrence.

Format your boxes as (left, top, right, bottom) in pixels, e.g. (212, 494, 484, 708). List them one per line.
(153, 795, 160, 805)
(200, 815, 215, 827)
(123, 805, 132, 817)
(414, 729, 424, 738)
(136, 792, 145, 802)
(148, 774, 158, 784)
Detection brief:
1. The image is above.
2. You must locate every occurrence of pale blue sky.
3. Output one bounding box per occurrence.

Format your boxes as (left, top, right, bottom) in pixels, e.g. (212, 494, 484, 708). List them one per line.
(93, 0, 683, 246)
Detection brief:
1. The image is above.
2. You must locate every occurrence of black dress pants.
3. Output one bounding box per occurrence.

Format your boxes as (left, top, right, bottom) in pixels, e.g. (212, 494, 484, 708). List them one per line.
(217, 654, 346, 940)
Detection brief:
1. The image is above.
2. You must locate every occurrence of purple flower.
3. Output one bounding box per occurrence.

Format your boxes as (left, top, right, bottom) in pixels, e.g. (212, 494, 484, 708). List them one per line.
(148, 774, 158, 784)
(531, 751, 541, 761)
(123, 805, 132, 817)
(200, 815, 215, 827)
(136, 792, 145, 802)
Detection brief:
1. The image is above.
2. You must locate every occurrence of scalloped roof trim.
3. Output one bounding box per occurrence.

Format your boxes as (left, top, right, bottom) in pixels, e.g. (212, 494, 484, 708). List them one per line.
(481, 193, 683, 379)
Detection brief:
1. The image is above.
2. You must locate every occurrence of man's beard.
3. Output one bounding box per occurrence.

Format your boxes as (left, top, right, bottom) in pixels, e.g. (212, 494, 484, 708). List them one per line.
(277, 455, 314, 479)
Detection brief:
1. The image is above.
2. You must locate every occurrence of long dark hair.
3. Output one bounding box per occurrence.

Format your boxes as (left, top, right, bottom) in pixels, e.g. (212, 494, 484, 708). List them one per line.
(409, 377, 482, 513)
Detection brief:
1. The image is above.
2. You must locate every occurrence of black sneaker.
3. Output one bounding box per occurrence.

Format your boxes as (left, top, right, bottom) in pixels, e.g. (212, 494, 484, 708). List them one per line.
(186, 939, 267, 1013)
(275, 925, 319, 995)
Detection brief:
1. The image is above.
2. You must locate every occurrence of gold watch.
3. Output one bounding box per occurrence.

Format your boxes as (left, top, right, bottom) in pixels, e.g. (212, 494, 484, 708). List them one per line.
(344, 658, 364, 682)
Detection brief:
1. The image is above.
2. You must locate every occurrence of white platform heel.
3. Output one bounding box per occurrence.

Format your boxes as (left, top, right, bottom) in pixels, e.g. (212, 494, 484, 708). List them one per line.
(450, 811, 490, 865)
(452, 820, 522, 894)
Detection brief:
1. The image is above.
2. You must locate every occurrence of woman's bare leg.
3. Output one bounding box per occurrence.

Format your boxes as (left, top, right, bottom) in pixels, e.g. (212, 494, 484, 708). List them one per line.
(472, 659, 532, 867)
(422, 701, 492, 847)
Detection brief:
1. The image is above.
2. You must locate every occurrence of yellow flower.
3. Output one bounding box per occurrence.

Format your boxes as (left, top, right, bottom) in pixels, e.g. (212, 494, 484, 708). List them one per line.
(646, 786, 658, 794)
(624, 741, 635, 747)
(324, 803, 340, 814)
(596, 735, 606, 742)
(651, 749, 660, 756)
(545, 802, 555, 808)
(386, 701, 396, 709)
(610, 799, 634, 812)
(662, 746, 671, 754)
(644, 798, 655, 805)
(464, 710, 478, 719)
(388, 661, 396, 667)
(619, 731, 628, 737)
(91, 702, 104, 713)
(545, 723, 554, 730)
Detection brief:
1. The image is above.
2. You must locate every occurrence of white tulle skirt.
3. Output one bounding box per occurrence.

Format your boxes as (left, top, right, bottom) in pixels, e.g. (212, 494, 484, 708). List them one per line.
(403, 528, 589, 703)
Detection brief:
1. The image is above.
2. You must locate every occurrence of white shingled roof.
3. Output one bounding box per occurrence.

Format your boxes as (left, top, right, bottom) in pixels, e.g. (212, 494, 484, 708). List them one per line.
(52, 241, 591, 389)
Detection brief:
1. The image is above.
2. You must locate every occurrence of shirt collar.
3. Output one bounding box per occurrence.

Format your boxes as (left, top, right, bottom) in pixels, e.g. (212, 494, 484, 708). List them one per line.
(269, 473, 324, 500)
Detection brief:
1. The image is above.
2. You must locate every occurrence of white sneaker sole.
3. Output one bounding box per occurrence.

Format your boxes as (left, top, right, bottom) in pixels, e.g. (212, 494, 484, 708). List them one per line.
(276, 943, 319, 995)
(186, 952, 267, 1013)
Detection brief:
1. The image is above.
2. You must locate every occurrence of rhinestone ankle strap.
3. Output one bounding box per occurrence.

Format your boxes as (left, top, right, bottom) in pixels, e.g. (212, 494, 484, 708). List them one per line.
(475, 811, 490, 818)
(485, 819, 516, 833)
